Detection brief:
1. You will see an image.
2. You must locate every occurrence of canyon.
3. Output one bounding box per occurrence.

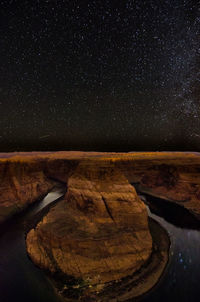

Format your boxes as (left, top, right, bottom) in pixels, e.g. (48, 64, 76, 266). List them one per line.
(1, 151, 200, 300)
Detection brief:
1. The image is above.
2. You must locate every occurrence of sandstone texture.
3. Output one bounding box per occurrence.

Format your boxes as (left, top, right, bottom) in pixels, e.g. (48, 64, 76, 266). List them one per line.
(26, 161, 152, 286)
(0, 158, 55, 223)
(117, 153, 200, 219)
(48, 151, 200, 221)
(2, 151, 198, 299)
(1, 151, 200, 226)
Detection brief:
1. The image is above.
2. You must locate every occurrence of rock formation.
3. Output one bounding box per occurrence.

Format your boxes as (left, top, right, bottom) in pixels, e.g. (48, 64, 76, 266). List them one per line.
(1, 151, 200, 222)
(0, 158, 55, 223)
(3, 151, 199, 299)
(117, 154, 200, 219)
(26, 161, 152, 287)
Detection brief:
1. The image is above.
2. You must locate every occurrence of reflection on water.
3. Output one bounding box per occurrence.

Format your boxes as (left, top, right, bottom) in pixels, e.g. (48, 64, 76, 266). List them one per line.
(0, 185, 66, 302)
(140, 195, 200, 302)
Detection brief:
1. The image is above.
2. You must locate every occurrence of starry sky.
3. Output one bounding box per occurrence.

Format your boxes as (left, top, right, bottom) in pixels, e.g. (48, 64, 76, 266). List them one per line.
(0, 0, 199, 152)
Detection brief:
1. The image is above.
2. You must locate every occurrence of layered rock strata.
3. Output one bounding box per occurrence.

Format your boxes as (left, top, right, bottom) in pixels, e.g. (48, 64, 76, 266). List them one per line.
(1, 152, 200, 222)
(26, 161, 152, 288)
(0, 159, 55, 223)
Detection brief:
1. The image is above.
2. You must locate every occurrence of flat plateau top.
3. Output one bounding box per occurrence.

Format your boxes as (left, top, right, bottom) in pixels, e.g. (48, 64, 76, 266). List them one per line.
(0, 151, 200, 163)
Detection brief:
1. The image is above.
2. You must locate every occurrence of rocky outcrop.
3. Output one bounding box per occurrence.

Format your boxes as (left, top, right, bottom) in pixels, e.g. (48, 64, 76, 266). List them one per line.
(117, 156, 200, 219)
(2, 151, 194, 299)
(26, 161, 152, 289)
(1, 151, 200, 222)
(0, 158, 56, 223)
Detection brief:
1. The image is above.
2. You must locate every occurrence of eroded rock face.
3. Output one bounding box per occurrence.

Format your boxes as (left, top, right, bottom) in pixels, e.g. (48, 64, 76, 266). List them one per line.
(26, 161, 152, 286)
(121, 160, 200, 219)
(0, 159, 55, 223)
(1, 151, 200, 223)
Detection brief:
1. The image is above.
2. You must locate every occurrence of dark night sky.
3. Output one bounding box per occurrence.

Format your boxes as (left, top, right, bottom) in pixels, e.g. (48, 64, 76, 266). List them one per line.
(0, 0, 199, 152)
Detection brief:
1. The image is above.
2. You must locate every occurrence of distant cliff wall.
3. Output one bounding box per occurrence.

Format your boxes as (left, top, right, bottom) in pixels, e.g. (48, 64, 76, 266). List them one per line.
(1, 152, 200, 223)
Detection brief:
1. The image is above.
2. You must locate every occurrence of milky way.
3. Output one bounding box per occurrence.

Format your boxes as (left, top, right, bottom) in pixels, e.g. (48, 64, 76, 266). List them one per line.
(0, 0, 199, 151)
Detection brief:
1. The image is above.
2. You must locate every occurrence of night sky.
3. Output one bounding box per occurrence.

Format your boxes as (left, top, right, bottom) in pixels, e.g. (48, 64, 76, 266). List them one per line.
(0, 0, 199, 152)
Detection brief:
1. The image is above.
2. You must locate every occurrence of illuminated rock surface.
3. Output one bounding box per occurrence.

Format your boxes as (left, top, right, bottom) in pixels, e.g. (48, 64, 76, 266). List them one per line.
(1, 151, 200, 300)
(1, 151, 200, 222)
(26, 161, 152, 286)
(0, 158, 55, 223)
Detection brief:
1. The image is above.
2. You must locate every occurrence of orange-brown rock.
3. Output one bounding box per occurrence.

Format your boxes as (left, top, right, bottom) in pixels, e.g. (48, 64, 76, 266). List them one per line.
(1, 151, 200, 222)
(3, 151, 199, 299)
(1, 151, 200, 223)
(116, 153, 200, 219)
(26, 161, 152, 287)
(0, 158, 55, 223)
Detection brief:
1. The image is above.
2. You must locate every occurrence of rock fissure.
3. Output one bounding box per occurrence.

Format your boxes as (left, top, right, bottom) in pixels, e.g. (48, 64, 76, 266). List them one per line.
(101, 196, 115, 223)
(26, 160, 153, 290)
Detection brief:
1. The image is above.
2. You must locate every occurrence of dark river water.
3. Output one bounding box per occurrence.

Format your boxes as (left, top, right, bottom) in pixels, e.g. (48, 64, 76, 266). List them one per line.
(1, 188, 200, 302)
(0, 185, 65, 302)
(140, 195, 200, 302)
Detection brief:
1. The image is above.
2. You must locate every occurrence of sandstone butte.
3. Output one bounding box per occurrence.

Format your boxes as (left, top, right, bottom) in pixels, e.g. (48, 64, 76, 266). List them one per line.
(1, 151, 200, 300)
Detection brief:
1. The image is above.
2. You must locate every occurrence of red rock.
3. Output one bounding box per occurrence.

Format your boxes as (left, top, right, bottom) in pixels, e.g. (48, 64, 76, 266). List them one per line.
(26, 161, 152, 286)
(2, 151, 198, 298)
(1, 151, 200, 222)
(0, 151, 200, 222)
(0, 159, 55, 223)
